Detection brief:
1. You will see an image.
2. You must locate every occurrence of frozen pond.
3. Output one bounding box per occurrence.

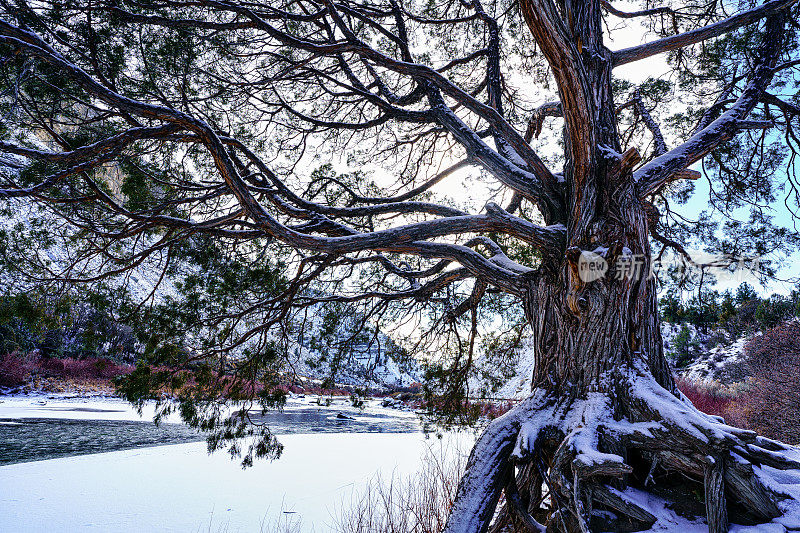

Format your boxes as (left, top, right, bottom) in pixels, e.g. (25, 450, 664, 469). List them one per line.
(0, 397, 421, 465)
(0, 433, 470, 533)
(0, 394, 450, 532)
(0, 417, 201, 465)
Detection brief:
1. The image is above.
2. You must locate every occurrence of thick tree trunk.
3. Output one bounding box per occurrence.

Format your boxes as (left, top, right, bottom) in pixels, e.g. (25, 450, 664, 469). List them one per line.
(442, 3, 797, 532)
(444, 160, 792, 532)
(444, 274, 792, 532)
(524, 262, 673, 397)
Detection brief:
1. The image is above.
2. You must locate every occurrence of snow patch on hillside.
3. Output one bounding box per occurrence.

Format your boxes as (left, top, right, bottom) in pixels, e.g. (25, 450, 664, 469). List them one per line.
(289, 336, 419, 389)
(0, 198, 183, 304)
(661, 322, 754, 383)
(476, 337, 537, 399)
(681, 335, 749, 383)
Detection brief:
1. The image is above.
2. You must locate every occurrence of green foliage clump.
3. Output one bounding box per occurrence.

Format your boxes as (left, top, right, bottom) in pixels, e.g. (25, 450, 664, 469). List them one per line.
(660, 283, 800, 334)
(669, 325, 700, 368)
(0, 288, 137, 362)
(755, 295, 796, 330)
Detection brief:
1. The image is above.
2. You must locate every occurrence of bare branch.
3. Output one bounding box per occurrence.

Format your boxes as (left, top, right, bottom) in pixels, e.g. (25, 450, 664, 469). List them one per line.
(632, 89, 667, 156)
(601, 1, 675, 19)
(636, 14, 786, 197)
(524, 101, 561, 143)
(613, 0, 797, 66)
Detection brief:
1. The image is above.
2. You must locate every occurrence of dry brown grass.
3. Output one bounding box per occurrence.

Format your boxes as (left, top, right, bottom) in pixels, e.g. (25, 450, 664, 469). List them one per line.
(333, 437, 468, 533)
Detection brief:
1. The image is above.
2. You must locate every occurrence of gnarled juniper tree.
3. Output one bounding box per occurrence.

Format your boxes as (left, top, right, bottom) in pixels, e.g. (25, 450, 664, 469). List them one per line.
(2, 0, 800, 530)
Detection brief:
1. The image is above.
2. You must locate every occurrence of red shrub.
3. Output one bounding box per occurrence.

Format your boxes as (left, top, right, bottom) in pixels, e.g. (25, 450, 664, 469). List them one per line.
(57, 357, 133, 379)
(38, 357, 65, 373)
(480, 401, 516, 419)
(36, 355, 134, 381)
(283, 383, 305, 395)
(0, 352, 37, 387)
(675, 377, 732, 418)
(675, 376, 751, 429)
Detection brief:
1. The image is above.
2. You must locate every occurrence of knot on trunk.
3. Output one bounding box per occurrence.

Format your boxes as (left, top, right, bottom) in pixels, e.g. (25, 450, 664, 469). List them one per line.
(564, 246, 608, 316)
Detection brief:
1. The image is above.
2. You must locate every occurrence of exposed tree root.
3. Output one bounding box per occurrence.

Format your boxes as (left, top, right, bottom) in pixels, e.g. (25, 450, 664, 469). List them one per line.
(444, 363, 800, 533)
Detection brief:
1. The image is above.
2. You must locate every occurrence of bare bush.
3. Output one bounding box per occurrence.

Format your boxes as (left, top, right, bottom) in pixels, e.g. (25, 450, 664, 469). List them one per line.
(334, 438, 468, 533)
(675, 376, 749, 429)
(743, 320, 800, 444)
(258, 512, 302, 533)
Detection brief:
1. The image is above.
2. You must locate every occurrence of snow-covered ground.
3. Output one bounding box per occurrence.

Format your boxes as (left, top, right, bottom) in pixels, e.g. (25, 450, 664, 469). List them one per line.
(4, 395, 800, 532)
(0, 394, 176, 422)
(0, 394, 469, 532)
(0, 434, 466, 533)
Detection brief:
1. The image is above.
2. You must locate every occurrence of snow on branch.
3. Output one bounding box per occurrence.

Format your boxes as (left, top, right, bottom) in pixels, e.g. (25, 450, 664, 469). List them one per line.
(613, 0, 796, 66)
(635, 13, 786, 197)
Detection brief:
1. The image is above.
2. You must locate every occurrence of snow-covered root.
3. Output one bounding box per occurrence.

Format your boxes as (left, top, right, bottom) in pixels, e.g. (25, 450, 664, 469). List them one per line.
(442, 392, 552, 533)
(445, 363, 800, 533)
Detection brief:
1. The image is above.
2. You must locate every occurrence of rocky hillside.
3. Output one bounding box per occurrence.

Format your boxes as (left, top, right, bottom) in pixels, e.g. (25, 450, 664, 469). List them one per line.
(661, 322, 751, 384)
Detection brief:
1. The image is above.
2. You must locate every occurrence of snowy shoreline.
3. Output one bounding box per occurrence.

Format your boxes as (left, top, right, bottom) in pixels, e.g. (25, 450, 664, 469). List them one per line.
(0, 393, 459, 532)
(0, 389, 420, 420)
